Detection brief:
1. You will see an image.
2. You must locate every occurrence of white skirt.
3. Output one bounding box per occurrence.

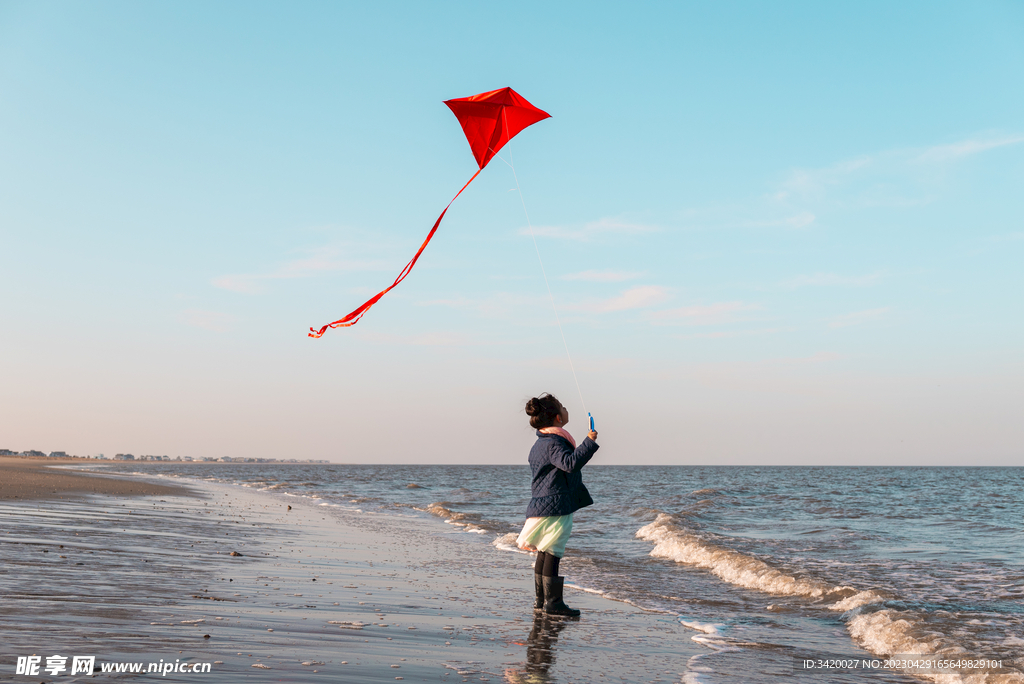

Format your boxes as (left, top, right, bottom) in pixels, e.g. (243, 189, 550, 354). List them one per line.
(516, 513, 573, 558)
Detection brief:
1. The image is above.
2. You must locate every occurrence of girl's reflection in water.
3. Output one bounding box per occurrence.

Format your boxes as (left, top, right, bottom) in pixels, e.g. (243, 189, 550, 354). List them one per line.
(504, 613, 579, 683)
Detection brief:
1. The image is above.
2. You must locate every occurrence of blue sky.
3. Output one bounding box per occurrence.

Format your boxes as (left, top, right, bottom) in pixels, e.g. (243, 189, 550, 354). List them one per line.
(2, 1, 1022, 464)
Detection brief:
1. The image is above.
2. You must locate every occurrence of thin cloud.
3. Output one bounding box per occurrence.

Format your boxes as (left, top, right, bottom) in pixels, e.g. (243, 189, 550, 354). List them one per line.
(775, 157, 872, 200)
(560, 270, 644, 283)
(781, 272, 882, 289)
(417, 293, 545, 319)
(179, 309, 234, 332)
(916, 135, 1024, 163)
(687, 132, 1023, 233)
(213, 246, 387, 294)
(598, 286, 670, 312)
(676, 327, 785, 340)
(743, 212, 817, 229)
(557, 285, 671, 314)
(828, 307, 891, 329)
(775, 133, 1023, 205)
(358, 331, 476, 347)
(649, 301, 760, 326)
(522, 217, 658, 241)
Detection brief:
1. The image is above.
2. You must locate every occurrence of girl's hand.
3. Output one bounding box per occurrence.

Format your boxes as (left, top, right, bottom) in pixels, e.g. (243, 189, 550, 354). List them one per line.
(588, 430, 598, 441)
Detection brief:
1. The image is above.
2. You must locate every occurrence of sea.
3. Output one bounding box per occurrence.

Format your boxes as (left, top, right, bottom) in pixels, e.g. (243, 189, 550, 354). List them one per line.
(88, 462, 1024, 683)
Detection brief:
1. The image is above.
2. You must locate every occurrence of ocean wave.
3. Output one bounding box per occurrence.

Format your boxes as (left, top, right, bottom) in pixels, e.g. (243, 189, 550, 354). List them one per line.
(261, 481, 320, 491)
(848, 609, 935, 656)
(638, 513, 1021, 683)
(638, 513, 887, 610)
(830, 590, 889, 611)
(627, 506, 665, 519)
(847, 610, 1024, 683)
(679, 618, 725, 634)
(492, 533, 528, 554)
(690, 488, 720, 497)
(424, 503, 466, 521)
(422, 502, 489, 534)
(636, 513, 851, 600)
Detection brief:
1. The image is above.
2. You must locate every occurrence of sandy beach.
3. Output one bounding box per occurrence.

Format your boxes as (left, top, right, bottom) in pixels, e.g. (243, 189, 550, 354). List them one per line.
(0, 459, 704, 683)
(0, 457, 192, 500)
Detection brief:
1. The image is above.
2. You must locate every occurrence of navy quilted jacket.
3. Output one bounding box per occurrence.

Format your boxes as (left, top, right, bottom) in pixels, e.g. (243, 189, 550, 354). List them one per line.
(524, 431, 599, 518)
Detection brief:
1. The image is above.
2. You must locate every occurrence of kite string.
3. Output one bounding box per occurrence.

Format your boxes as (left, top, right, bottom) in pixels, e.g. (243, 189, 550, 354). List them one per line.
(504, 148, 589, 418)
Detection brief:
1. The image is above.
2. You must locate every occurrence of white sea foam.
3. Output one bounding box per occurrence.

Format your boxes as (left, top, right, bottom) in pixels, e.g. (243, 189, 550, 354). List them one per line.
(847, 610, 1024, 683)
(680, 619, 742, 684)
(681, 662, 715, 684)
(563, 582, 607, 597)
(678, 618, 725, 635)
(847, 609, 937, 657)
(689, 635, 743, 652)
(829, 589, 887, 611)
(639, 513, 1022, 683)
(636, 513, 840, 599)
(492, 533, 528, 554)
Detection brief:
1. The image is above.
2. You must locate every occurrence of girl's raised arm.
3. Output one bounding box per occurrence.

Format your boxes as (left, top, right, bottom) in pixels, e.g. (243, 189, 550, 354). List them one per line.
(549, 438, 599, 473)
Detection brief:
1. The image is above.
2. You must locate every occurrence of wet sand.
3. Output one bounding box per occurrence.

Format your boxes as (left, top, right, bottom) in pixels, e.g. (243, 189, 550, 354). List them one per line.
(0, 469, 703, 683)
(0, 457, 191, 500)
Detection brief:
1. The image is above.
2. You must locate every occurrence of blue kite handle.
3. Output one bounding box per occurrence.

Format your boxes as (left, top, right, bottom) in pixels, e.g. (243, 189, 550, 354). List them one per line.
(589, 413, 594, 431)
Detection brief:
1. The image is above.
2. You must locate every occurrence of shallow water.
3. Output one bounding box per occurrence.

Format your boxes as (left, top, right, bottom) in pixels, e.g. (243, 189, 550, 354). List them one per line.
(89, 463, 1024, 682)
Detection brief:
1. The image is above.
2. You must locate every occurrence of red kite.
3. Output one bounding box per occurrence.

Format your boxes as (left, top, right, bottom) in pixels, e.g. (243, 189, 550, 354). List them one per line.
(309, 87, 550, 338)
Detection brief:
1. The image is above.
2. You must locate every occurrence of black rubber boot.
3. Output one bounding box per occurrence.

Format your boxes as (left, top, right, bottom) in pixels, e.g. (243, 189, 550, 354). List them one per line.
(533, 573, 545, 610)
(542, 576, 580, 617)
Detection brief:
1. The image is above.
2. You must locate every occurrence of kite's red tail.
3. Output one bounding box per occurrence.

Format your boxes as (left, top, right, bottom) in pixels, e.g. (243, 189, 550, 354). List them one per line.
(309, 169, 482, 338)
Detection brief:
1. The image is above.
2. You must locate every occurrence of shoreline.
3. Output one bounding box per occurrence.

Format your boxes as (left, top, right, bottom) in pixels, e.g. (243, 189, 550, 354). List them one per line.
(0, 457, 194, 500)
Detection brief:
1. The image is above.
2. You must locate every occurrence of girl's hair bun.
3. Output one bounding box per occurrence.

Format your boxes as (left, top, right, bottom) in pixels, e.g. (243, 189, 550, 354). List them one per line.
(525, 397, 542, 416)
(525, 393, 562, 429)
